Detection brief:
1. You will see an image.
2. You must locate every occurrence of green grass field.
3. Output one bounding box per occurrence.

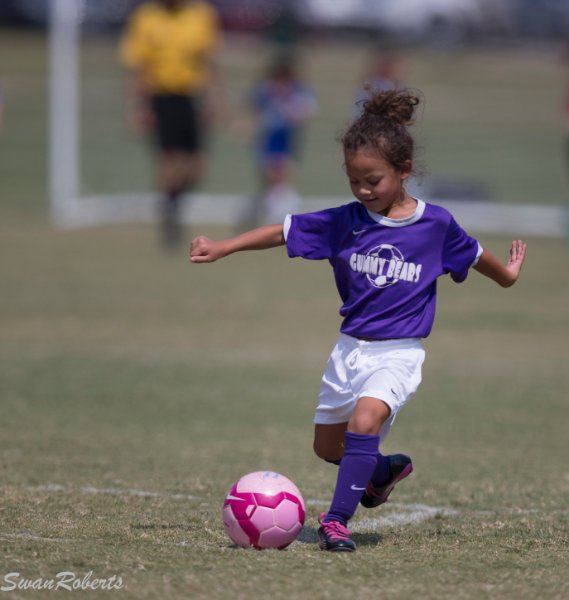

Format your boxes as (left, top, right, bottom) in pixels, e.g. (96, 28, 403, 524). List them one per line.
(1, 29, 569, 600)
(1, 223, 568, 599)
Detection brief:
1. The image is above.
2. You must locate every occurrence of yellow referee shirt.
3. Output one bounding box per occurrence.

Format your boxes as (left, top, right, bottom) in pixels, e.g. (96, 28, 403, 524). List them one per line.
(120, 0, 221, 95)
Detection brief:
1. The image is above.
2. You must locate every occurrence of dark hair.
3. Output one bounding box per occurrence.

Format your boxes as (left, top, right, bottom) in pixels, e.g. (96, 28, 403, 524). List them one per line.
(342, 89, 421, 172)
(267, 54, 297, 81)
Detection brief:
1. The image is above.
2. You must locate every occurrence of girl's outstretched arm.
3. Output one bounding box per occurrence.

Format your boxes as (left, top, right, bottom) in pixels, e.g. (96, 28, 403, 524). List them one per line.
(473, 239, 527, 287)
(189, 224, 285, 263)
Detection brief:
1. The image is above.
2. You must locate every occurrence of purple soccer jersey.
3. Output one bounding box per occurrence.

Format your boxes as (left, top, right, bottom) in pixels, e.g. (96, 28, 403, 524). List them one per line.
(284, 200, 481, 339)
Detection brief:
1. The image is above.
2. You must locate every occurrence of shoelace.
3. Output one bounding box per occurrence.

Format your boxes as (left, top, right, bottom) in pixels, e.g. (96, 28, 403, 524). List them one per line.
(321, 520, 352, 541)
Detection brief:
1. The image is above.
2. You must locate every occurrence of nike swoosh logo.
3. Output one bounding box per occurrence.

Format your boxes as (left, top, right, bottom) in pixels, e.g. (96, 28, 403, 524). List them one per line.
(226, 494, 245, 501)
(352, 229, 367, 235)
(350, 484, 366, 491)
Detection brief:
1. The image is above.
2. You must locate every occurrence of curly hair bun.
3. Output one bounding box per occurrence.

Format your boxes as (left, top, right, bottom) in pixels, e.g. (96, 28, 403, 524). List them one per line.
(363, 89, 420, 126)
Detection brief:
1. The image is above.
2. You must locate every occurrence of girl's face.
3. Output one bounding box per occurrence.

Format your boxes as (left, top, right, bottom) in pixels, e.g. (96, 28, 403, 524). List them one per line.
(344, 149, 411, 215)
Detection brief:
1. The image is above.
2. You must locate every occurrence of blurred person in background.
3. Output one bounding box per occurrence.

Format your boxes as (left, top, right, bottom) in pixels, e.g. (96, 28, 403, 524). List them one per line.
(0, 82, 4, 133)
(119, 0, 223, 250)
(244, 54, 317, 226)
(561, 43, 569, 245)
(562, 48, 569, 172)
(354, 50, 405, 115)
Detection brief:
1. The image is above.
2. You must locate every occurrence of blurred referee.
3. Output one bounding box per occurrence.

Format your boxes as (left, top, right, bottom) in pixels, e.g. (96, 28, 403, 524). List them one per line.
(120, 0, 223, 249)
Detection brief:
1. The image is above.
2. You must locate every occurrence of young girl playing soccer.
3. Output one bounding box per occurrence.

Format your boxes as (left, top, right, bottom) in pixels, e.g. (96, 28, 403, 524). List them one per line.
(190, 89, 527, 552)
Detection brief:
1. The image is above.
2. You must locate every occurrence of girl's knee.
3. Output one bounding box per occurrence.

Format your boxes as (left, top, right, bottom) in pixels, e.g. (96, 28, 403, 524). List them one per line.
(348, 398, 391, 435)
(347, 415, 378, 435)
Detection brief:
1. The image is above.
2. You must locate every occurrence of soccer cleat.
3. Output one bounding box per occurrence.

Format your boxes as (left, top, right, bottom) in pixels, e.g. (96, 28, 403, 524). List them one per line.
(317, 513, 356, 552)
(360, 454, 413, 509)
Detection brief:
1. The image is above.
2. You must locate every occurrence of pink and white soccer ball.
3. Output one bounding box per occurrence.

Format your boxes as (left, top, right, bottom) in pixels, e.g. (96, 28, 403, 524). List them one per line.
(222, 471, 305, 550)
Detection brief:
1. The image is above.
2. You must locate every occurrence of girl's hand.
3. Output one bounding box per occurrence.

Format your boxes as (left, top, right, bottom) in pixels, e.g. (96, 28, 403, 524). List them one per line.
(189, 236, 225, 263)
(473, 239, 527, 287)
(505, 239, 527, 284)
(189, 224, 285, 265)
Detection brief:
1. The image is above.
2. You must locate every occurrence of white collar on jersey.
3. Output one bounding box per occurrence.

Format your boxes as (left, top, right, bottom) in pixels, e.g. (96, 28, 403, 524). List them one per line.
(366, 198, 426, 227)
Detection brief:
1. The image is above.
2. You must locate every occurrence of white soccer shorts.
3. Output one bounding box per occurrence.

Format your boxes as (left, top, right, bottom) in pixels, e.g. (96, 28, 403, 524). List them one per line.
(314, 334, 425, 440)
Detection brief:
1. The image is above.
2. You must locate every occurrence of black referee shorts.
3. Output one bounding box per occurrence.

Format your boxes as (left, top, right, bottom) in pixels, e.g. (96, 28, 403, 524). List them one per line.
(151, 94, 203, 152)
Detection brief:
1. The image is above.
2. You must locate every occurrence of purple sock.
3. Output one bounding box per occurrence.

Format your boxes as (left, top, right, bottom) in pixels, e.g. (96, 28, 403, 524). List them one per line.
(323, 447, 389, 484)
(371, 451, 392, 486)
(324, 452, 390, 484)
(324, 432, 379, 525)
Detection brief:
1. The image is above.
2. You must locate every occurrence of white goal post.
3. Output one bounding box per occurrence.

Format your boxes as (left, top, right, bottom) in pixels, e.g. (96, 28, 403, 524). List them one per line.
(49, 0, 81, 224)
(48, 0, 566, 237)
(48, 0, 249, 228)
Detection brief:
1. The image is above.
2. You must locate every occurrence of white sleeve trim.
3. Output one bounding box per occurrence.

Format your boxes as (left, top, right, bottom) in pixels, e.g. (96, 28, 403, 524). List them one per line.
(283, 214, 292, 241)
(471, 243, 483, 267)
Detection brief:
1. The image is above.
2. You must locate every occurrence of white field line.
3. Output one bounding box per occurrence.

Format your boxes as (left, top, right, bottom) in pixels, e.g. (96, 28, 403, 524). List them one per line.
(27, 485, 458, 531)
(22, 484, 569, 528)
(4, 484, 569, 546)
(0, 532, 69, 543)
(307, 499, 460, 530)
(354, 503, 460, 530)
(33, 483, 198, 501)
